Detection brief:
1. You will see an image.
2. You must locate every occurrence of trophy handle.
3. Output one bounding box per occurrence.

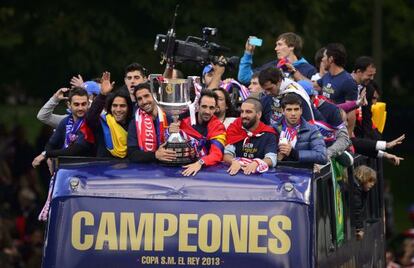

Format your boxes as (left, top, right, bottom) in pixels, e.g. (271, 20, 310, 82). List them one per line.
(187, 76, 200, 107)
(149, 74, 163, 105)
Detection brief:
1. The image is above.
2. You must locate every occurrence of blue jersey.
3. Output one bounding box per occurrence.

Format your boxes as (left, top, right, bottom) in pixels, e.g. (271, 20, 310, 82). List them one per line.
(233, 132, 277, 160)
(317, 71, 358, 104)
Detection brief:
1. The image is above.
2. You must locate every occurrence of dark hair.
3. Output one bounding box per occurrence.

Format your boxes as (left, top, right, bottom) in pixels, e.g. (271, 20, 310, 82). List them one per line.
(258, 67, 283, 86)
(251, 72, 260, 79)
(369, 80, 382, 96)
(198, 89, 218, 106)
(68, 87, 88, 102)
(243, 97, 263, 113)
(277, 32, 303, 58)
(124, 62, 148, 77)
(314, 47, 325, 70)
(212, 88, 239, 117)
(353, 56, 375, 72)
(325, 43, 347, 68)
(105, 90, 133, 123)
(281, 93, 302, 108)
(133, 82, 151, 97)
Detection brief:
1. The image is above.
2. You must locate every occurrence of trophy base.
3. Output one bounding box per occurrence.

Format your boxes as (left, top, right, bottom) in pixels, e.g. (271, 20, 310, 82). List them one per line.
(159, 141, 196, 166)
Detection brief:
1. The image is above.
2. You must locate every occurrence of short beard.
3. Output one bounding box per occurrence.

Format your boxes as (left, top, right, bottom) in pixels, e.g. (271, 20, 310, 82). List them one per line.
(214, 109, 224, 118)
(242, 118, 256, 130)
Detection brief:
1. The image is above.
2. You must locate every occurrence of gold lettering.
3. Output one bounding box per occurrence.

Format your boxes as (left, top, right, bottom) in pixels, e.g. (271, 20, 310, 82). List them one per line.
(198, 214, 221, 253)
(71, 211, 94, 250)
(179, 214, 198, 252)
(268, 215, 291, 254)
(119, 213, 154, 250)
(154, 213, 178, 251)
(95, 212, 118, 250)
(248, 215, 268, 253)
(222, 215, 248, 253)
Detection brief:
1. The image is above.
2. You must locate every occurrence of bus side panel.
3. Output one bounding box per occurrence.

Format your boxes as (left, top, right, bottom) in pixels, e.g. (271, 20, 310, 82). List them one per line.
(42, 197, 312, 268)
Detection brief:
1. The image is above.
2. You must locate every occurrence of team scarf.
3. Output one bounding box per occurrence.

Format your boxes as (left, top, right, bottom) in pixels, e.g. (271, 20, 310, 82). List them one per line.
(279, 118, 301, 148)
(311, 95, 345, 143)
(100, 113, 127, 158)
(226, 117, 276, 146)
(64, 115, 84, 148)
(220, 79, 250, 101)
(312, 94, 330, 108)
(180, 115, 226, 157)
(312, 120, 337, 143)
(233, 157, 270, 173)
(135, 107, 168, 152)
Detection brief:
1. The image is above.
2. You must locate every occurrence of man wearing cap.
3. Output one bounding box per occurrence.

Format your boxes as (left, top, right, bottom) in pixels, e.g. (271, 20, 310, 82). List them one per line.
(224, 97, 277, 175)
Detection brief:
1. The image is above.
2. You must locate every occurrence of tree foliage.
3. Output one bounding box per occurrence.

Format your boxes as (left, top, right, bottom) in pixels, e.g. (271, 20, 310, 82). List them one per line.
(1, 0, 413, 103)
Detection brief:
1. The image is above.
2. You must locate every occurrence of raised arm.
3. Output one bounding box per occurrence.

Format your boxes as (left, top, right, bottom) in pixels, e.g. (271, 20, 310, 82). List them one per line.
(85, 71, 113, 131)
(237, 37, 256, 84)
(37, 88, 69, 128)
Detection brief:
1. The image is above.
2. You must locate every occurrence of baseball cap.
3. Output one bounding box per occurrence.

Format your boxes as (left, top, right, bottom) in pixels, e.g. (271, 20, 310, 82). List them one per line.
(202, 64, 213, 76)
(82, 81, 101, 95)
(297, 80, 315, 96)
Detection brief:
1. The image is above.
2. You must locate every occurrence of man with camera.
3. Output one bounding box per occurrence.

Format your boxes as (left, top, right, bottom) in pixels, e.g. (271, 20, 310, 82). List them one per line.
(238, 32, 317, 85)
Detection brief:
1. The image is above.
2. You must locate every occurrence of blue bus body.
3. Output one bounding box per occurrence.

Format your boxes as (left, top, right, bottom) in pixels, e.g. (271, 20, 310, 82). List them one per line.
(42, 157, 385, 267)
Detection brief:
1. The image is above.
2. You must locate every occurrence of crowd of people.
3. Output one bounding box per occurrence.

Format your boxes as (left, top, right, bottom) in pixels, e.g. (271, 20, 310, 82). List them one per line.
(1, 31, 412, 267)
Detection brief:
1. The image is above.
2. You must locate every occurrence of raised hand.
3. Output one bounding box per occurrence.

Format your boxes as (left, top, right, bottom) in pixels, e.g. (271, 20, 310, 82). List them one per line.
(70, 74, 84, 88)
(245, 36, 256, 54)
(386, 134, 405, 149)
(100, 71, 114, 95)
(53, 88, 70, 101)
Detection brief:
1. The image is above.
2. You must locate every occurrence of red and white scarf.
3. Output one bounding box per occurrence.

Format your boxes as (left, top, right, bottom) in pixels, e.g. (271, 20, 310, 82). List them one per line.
(135, 107, 167, 152)
(234, 157, 269, 173)
(279, 118, 301, 148)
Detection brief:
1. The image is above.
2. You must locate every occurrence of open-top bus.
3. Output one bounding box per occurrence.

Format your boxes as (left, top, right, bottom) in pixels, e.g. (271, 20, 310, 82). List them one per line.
(42, 156, 385, 267)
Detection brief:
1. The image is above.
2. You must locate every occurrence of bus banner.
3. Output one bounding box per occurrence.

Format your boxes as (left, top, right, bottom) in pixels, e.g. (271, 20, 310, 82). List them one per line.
(43, 196, 311, 268)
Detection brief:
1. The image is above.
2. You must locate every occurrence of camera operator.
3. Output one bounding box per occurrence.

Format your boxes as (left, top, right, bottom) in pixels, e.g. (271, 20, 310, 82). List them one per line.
(203, 56, 227, 89)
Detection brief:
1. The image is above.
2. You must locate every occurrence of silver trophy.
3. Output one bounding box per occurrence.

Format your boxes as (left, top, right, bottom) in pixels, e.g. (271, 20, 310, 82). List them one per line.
(149, 74, 197, 165)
